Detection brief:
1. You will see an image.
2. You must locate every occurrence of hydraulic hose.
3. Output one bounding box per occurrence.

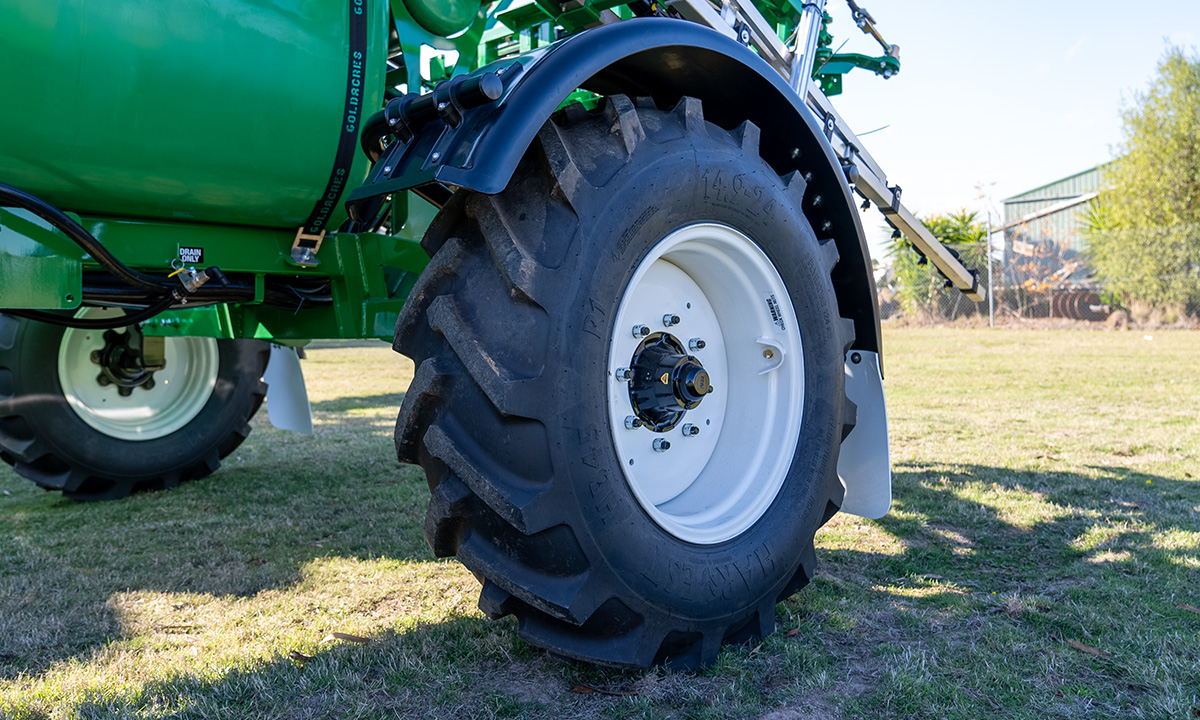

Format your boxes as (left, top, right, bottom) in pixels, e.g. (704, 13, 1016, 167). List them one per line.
(3, 294, 179, 329)
(1, 182, 334, 328)
(0, 182, 172, 293)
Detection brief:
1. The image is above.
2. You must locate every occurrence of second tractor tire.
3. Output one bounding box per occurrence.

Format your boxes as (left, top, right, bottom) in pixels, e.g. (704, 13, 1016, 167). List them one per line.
(0, 311, 269, 500)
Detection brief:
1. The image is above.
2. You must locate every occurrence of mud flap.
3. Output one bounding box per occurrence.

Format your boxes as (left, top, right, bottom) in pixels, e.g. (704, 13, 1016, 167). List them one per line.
(837, 350, 890, 518)
(263, 344, 313, 435)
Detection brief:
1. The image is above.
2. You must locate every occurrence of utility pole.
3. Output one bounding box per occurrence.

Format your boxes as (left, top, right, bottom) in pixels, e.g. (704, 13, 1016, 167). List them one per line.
(986, 212, 994, 327)
(976, 181, 1000, 328)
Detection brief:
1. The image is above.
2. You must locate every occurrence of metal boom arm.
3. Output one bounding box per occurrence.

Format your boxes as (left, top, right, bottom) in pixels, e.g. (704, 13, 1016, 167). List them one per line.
(666, 0, 983, 300)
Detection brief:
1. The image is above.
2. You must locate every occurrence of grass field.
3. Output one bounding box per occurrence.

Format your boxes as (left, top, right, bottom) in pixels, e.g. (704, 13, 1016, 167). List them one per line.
(1, 329, 1198, 719)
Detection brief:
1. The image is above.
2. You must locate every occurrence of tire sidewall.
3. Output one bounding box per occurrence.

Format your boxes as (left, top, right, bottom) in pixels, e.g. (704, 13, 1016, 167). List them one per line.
(551, 131, 844, 618)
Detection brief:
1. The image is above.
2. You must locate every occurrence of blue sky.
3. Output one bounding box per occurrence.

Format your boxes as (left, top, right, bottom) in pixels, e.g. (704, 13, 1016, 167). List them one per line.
(818, 0, 1198, 257)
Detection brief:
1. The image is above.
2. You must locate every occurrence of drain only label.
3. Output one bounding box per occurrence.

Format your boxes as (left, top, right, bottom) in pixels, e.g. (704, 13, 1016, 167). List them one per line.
(179, 247, 204, 264)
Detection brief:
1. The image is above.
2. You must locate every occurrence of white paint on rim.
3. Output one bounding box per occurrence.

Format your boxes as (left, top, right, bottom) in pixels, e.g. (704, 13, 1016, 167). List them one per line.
(58, 308, 219, 441)
(607, 223, 805, 544)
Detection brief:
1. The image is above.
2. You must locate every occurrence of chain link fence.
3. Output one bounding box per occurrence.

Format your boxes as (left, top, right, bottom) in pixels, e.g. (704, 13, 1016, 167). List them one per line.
(877, 239, 1118, 325)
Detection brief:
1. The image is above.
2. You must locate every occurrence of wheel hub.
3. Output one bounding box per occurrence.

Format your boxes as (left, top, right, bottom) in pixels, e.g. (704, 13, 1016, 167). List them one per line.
(93, 329, 161, 396)
(59, 308, 220, 441)
(607, 223, 805, 544)
(627, 332, 713, 432)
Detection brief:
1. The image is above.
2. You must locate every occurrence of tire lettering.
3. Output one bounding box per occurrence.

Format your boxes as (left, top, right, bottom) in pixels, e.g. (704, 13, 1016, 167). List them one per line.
(702, 169, 776, 219)
(614, 205, 660, 259)
(582, 297, 605, 338)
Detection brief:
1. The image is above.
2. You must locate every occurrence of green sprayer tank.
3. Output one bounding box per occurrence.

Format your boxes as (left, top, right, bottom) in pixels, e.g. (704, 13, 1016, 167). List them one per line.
(0, 1, 386, 229)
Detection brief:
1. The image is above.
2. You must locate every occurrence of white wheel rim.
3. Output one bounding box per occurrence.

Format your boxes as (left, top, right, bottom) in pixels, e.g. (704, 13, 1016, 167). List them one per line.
(608, 223, 805, 544)
(58, 308, 219, 441)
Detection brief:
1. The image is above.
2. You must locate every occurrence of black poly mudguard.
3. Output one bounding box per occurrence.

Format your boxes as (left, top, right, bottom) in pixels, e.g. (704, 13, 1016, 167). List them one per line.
(347, 17, 882, 356)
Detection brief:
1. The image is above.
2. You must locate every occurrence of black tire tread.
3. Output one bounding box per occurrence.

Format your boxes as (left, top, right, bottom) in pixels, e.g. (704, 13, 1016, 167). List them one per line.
(395, 95, 855, 668)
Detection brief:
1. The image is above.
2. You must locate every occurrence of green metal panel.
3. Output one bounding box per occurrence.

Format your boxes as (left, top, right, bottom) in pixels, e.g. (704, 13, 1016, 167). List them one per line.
(0, 0, 387, 230)
(120, 193, 436, 340)
(401, 0, 481, 36)
(0, 209, 83, 309)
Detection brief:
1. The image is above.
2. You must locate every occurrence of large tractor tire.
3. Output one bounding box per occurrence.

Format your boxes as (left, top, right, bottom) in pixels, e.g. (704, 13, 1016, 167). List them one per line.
(394, 96, 855, 669)
(0, 309, 269, 500)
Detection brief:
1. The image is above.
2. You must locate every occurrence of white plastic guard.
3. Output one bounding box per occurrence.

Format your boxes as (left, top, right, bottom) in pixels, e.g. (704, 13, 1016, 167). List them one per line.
(263, 344, 314, 436)
(837, 350, 891, 518)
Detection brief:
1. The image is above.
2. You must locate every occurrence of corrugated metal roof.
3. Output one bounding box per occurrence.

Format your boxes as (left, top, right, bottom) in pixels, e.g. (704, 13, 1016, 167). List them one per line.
(1002, 164, 1108, 252)
(1003, 163, 1111, 202)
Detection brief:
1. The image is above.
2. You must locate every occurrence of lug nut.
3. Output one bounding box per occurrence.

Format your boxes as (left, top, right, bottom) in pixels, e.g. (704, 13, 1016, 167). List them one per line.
(663, 314, 681, 327)
(90, 350, 102, 364)
(682, 423, 699, 437)
(96, 374, 111, 386)
(117, 387, 133, 397)
(616, 367, 633, 381)
(142, 378, 155, 390)
(624, 416, 643, 430)
(688, 338, 706, 351)
(632, 324, 650, 339)
(653, 438, 671, 452)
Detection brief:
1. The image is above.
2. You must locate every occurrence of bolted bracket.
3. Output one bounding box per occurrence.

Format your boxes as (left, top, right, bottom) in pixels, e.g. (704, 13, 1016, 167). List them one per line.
(141, 335, 166, 372)
(289, 228, 326, 267)
(756, 337, 787, 375)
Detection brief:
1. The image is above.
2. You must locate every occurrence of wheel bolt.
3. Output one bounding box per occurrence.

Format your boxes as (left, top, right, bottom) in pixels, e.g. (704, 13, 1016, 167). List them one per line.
(632, 324, 650, 339)
(90, 350, 102, 364)
(624, 416, 643, 429)
(688, 338, 706, 351)
(616, 367, 633, 381)
(662, 314, 681, 327)
(653, 438, 671, 452)
(682, 423, 699, 437)
(96, 374, 111, 386)
(142, 378, 155, 390)
(117, 387, 133, 397)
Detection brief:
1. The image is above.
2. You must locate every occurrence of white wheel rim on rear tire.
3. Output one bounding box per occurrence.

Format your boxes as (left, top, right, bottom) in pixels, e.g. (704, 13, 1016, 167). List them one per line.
(607, 223, 805, 544)
(58, 308, 219, 441)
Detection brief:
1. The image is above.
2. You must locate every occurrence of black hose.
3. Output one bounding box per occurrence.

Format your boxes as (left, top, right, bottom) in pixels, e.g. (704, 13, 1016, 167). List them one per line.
(0, 182, 172, 293)
(1, 182, 335, 327)
(3, 294, 179, 329)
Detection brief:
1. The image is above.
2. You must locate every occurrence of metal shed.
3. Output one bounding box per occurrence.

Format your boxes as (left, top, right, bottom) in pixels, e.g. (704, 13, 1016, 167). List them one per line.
(1001, 164, 1107, 253)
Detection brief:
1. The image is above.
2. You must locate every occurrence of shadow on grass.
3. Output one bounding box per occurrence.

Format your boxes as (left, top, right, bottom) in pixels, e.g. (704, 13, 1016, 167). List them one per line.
(310, 392, 408, 414)
(826, 461, 1200, 610)
(1, 457, 1197, 717)
(807, 462, 1200, 716)
(0, 403, 441, 681)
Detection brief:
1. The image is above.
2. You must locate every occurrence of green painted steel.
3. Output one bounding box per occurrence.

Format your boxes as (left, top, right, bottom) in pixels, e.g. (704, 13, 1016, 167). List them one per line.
(401, 0, 480, 36)
(0, 209, 83, 309)
(0, 0, 900, 338)
(0, 1, 387, 230)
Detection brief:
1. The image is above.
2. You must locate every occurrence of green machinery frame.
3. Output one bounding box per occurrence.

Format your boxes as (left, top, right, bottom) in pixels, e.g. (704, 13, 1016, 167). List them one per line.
(0, 0, 900, 341)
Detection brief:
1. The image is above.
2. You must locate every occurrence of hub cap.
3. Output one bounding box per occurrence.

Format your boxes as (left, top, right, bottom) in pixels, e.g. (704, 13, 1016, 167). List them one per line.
(627, 332, 713, 432)
(607, 223, 805, 544)
(58, 308, 219, 441)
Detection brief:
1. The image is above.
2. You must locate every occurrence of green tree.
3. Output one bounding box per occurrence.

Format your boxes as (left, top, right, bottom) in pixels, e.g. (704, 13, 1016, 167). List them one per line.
(1085, 47, 1200, 312)
(887, 209, 986, 319)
